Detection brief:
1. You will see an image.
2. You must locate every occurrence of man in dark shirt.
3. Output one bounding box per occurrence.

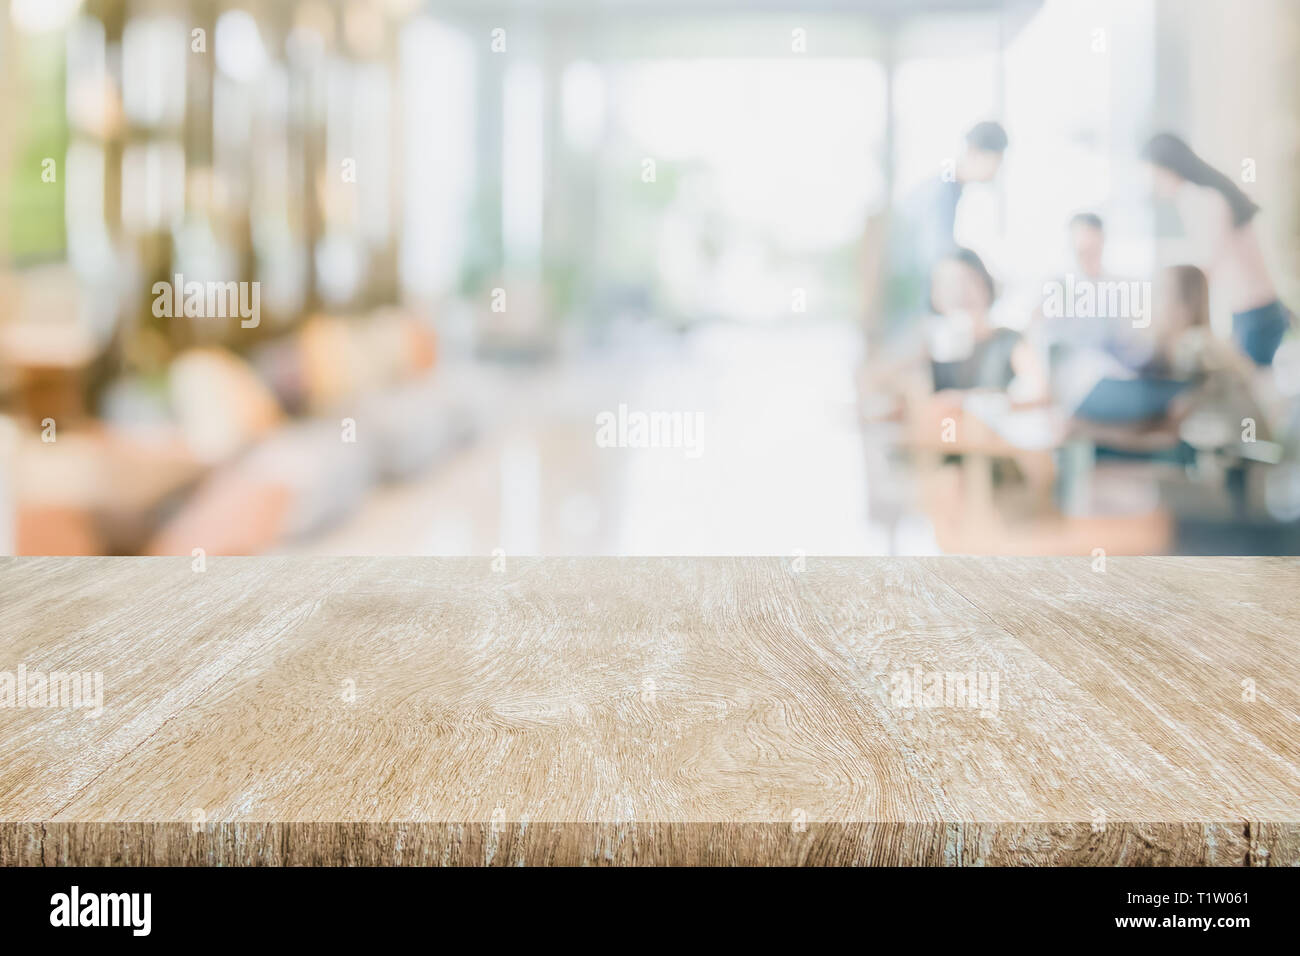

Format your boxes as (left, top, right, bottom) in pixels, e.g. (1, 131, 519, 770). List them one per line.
(881, 121, 1009, 340)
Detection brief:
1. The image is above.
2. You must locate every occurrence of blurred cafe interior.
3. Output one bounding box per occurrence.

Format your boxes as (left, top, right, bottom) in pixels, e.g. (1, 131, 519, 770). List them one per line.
(1, 0, 1299, 557)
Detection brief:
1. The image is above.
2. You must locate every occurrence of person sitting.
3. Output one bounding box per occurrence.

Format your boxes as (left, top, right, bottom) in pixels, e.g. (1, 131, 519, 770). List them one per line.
(860, 246, 1048, 428)
(923, 247, 1046, 398)
(1070, 264, 1267, 458)
(1030, 212, 1149, 369)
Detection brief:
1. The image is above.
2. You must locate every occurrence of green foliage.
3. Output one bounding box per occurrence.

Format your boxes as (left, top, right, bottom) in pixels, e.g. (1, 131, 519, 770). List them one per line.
(7, 34, 67, 263)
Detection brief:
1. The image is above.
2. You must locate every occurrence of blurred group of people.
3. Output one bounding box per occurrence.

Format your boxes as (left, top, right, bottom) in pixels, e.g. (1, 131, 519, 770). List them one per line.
(869, 123, 1293, 464)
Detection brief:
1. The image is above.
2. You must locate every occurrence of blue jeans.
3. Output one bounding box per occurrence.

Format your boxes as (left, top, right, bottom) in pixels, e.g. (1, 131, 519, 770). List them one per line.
(1233, 300, 1292, 365)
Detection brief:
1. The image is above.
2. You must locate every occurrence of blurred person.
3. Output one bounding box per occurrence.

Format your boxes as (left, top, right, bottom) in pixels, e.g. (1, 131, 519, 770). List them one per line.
(1030, 213, 1150, 369)
(1142, 133, 1293, 365)
(1145, 265, 1216, 377)
(924, 248, 1046, 401)
(1068, 212, 1106, 281)
(881, 121, 1009, 338)
(1148, 266, 1265, 436)
(864, 248, 1047, 419)
(1072, 264, 1267, 456)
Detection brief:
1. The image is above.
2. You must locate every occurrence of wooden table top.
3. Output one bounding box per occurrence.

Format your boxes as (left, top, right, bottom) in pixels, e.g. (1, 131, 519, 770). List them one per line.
(1, 556, 1297, 866)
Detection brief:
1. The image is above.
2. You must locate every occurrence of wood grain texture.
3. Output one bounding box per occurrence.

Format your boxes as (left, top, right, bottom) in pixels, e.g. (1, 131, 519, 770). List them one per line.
(1, 557, 1297, 866)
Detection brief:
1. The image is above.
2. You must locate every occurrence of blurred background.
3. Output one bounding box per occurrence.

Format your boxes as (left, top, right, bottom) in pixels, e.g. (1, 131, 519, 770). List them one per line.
(1, 0, 1298, 556)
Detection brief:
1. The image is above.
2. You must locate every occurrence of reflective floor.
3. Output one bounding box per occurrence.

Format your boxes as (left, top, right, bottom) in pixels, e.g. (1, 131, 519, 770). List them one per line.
(283, 320, 933, 557)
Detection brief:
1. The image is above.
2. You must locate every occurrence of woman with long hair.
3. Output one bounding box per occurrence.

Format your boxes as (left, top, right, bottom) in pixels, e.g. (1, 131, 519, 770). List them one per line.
(1071, 264, 1267, 459)
(1141, 133, 1292, 365)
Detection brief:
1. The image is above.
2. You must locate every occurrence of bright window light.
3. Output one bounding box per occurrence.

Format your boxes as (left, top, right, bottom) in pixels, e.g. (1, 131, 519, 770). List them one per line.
(10, 0, 81, 34)
(215, 10, 267, 83)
